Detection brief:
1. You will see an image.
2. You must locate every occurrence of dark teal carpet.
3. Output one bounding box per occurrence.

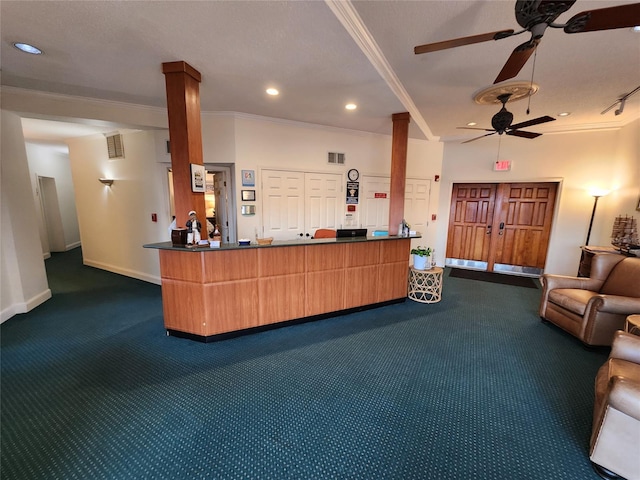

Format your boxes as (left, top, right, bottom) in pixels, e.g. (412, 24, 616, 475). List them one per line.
(1, 248, 608, 479)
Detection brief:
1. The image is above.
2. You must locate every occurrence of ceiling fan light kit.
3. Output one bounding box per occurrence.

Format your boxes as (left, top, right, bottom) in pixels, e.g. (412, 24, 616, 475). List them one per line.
(459, 92, 555, 144)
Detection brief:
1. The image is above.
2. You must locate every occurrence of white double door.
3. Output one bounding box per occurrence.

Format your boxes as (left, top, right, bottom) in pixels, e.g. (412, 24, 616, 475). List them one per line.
(360, 175, 431, 235)
(262, 169, 342, 240)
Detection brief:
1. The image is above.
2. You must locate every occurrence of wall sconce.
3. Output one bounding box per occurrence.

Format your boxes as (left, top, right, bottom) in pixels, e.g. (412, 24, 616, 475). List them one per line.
(585, 189, 610, 246)
(99, 178, 115, 187)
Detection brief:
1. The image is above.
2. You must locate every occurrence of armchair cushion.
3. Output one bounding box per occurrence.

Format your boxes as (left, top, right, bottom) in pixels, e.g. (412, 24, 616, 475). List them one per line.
(601, 259, 640, 297)
(547, 289, 601, 316)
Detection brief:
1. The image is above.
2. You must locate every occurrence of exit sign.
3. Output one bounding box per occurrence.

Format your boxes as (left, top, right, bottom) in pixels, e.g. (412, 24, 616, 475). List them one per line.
(494, 160, 511, 171)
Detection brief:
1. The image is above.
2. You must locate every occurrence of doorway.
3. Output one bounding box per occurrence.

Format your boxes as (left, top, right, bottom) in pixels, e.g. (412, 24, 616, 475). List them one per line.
(166, 165, 236, 243)
(445, 182, 558, 276)
(37, 176, 66, 253)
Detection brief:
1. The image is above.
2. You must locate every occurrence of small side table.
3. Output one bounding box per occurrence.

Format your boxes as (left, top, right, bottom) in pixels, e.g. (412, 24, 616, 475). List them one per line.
(408, 266, 443, 303)
(625, 315, 640, 336)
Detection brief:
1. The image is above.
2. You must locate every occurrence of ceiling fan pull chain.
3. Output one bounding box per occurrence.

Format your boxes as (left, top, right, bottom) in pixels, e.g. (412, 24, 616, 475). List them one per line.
(526, 48, 538, 115)
(496, 135, 502, 161)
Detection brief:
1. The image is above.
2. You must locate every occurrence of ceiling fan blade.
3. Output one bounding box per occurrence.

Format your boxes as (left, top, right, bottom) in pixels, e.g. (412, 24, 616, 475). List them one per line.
(414, 29, 515, 54)
(509, 115, 556, 130)
(494, 39, 539, 84)
(506, 130, 541, 139)
(457, 126, 494, 132)
(462, 132, 497, 144)
(564, 3, 640, 33)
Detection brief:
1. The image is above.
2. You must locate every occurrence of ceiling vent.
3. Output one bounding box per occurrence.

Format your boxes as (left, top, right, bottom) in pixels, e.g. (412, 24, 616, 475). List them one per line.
(106, 133, 125, 159)
(328, 152, 345, 165)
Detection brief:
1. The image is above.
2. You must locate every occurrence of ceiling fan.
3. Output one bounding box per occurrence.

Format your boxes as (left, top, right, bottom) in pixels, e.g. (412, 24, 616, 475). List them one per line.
(459, 93, 556, 143)
(414, 0, 640, 84)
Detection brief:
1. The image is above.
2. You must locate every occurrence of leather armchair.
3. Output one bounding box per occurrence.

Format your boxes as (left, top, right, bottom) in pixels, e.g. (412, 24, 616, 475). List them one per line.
(590, 330, 640, 480)
(539, 254, 640, 346)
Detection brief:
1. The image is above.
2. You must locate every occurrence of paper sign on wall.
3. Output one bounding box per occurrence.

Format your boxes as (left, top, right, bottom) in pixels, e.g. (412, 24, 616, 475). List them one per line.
(346, 181, 359, 204)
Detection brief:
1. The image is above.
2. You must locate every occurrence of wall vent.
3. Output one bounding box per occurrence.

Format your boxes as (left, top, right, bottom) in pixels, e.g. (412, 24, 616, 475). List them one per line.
(328, 152, 345, 165)
(106, 133, 125, 159)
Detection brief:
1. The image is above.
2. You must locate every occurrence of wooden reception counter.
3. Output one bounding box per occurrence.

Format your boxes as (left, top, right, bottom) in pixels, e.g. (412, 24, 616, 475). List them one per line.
(144, 236, 413, 341)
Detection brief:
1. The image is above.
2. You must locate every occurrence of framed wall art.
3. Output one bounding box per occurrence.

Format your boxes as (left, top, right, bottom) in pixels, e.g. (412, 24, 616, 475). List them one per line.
(241, 170, 255, 187)
(241, 190, 256, 201)
(190, 164, 206, 193)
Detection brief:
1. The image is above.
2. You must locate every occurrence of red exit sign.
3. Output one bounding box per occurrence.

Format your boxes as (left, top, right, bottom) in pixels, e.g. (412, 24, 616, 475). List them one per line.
(374, 193, 387, 198)
(494, 160, 511, 171)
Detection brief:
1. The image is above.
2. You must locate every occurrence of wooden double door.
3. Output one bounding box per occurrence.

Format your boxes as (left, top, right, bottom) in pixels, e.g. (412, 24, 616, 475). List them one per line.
(445, 182, 558, 275)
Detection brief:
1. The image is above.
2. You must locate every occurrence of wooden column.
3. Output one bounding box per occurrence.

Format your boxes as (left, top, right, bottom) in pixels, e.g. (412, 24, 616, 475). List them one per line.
(388, 112, 410, 235)
(162, 61, 206, 230)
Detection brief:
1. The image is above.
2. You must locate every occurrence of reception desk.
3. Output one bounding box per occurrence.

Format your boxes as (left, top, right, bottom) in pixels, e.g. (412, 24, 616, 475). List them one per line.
(145, 236, 413, 341)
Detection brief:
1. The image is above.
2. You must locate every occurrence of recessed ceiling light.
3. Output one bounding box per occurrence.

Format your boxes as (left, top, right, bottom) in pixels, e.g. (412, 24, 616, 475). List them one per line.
(467, 122, 477, 126)
(345, 103, 357, 110)
(13, 42, 42, 55)
(558, 112, 571, 117)
(266, 88, 279, 96)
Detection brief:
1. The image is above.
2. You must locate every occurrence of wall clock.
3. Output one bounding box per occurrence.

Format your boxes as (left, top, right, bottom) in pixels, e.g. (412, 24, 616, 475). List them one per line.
(347, 168, 359, 181)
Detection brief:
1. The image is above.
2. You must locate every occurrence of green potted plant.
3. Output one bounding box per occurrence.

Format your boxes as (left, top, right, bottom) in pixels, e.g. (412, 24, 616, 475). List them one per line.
(411, 246, 432, 270)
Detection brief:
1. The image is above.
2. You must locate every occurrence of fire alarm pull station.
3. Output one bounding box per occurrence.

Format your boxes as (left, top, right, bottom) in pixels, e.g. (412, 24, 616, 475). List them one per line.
(347, 205, 356, 212)
(432, 214, 437, 221)
(151, 213, 157, 222)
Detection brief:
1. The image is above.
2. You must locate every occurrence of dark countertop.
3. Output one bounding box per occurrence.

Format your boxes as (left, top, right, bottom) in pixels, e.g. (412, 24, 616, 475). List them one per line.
(144, 234, 420, 252)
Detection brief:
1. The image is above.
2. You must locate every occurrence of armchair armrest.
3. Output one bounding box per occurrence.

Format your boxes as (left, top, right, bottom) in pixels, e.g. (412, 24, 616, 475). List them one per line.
(540, 274, 601, 292)
(603, 295, 640, 314)
(608, 376, 640, 421)
(610, 330, 640, 364)
(539, 274, 602, 317)
(589, 295, 640, 315)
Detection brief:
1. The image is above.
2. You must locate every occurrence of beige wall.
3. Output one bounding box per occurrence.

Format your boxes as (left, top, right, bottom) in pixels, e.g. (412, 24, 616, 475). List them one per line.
(439, 120, 640, 275)
(66, 130, 170, 283)
(1, 110, 51, 322)
(231, 115, 443, 249)
(1, 85, 637, 322)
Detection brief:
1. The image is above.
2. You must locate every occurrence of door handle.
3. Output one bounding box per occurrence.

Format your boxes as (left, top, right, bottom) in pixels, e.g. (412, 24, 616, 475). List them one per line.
(499, 222, 505, 235)
(486, 225, 492, 235)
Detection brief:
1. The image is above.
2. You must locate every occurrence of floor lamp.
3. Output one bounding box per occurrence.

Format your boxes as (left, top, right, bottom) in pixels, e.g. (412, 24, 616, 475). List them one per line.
(585, 191, 609, 246)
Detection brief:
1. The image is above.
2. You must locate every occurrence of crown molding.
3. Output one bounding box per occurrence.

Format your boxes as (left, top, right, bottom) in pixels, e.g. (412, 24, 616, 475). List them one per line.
(325, 0, 439, 142)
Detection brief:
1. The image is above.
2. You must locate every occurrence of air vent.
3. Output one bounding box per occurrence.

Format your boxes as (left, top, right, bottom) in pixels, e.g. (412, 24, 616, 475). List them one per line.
(328, 152, 345, 165)
(106, 133, 125, 159)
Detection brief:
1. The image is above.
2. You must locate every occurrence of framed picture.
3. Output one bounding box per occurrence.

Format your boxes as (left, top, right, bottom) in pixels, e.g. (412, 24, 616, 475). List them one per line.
(241, 190, 256, 201)
(190, 164, 205, 193)
(241, 170, 255, 187)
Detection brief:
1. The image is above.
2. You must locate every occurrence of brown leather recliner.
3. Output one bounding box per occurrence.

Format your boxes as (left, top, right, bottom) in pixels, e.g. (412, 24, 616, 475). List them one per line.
(539, 254, 640, 346)
(590, 330, 640, 480)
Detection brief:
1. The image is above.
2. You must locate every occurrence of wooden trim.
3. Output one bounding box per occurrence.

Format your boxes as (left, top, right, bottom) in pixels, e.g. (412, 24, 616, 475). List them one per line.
(162, 60, 206, 229)
(389, 112, 410, 235)
(157, 239, 411, 339)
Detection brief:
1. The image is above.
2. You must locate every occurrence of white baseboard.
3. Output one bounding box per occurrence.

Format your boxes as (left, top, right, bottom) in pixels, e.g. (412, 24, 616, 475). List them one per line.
(1, 288, 52, 324)
(83, 259, 161, 285)
(66, 241, 81, 250)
